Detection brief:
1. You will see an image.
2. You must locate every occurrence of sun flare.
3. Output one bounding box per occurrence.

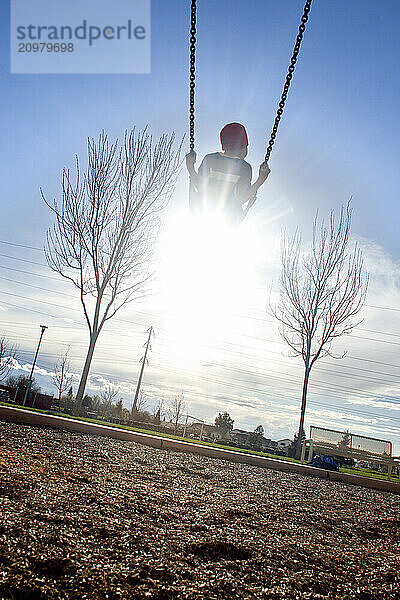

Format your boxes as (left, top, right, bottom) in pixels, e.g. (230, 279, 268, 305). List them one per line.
(157, 211, 266, 367)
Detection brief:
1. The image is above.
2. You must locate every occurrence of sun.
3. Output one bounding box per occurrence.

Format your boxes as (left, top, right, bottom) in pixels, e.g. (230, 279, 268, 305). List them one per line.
(156, 210, 265, 367)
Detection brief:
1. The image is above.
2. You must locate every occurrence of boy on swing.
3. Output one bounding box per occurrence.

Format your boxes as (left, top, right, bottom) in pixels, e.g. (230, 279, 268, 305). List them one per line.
(186, 122, 270, 225)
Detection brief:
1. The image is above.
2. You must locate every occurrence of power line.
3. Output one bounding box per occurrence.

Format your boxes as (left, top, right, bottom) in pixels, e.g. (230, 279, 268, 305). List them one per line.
(0, 299, 77, 320)
(3, 241, 400, 428)
(366, 303, 400, 314)
(347, 354, 400, 371)
(10, 326, 400, 424)
(0, 252, 47, 267)
(11, 331, 400, 396)
(4, 298, 400, 397)
(3, 284, 400, 351)
(3, 270, 400, 403)
(0, 264, 60, 282)
(3, 260, 400, 338)
(4, 300, 400, 398)
(1, 266, 400, 346)
(0, 240, 43, 251)
(3, 243, 400, 322)
(14, 344, 400, 414)
(3, 315, 400, 409)
(12, 351, 400, 437)
(0, 275, 76, 299)
(4, 314, 400, 375)
(0, 290, 81, 312)
(10, 349, 400, 427)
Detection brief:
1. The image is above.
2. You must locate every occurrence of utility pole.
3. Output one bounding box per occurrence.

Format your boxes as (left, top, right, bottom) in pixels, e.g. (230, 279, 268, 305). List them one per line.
(132, 326, 154, 418)
(23, 324, 48, 406)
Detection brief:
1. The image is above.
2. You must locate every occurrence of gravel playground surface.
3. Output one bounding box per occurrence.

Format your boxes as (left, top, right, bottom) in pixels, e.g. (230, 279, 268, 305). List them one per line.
(1, 421, 400, 600)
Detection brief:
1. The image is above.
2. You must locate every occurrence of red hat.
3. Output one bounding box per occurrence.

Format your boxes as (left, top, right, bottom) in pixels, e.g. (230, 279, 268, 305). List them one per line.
(220, 123, 248, 150)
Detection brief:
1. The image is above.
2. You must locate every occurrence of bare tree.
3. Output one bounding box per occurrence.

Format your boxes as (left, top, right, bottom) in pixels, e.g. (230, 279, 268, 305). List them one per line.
(52, 347, 73, 401)
(270, 204, 368, 457)
(91, 394, 102, 412)
(131, 389, 148, 419)
(100, 384, 119, 418)
(101, 383, 119, 405)
(6, 374, 40, 394)
(0, 336, 17, 382)
(154, 398, 164, 423)
(169, 391, 186, 435)
(44, 129, 181, 412)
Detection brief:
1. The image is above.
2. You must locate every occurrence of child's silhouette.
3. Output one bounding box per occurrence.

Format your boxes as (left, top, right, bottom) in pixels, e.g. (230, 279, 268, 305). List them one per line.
(186, 123, 270, 225)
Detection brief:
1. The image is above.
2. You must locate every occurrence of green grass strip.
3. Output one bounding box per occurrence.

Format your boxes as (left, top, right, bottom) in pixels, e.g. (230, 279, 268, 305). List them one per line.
(1, 400, 398, 481)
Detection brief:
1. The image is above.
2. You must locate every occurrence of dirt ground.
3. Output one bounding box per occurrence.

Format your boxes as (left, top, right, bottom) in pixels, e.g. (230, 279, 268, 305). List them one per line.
(1, 421, 400, 600)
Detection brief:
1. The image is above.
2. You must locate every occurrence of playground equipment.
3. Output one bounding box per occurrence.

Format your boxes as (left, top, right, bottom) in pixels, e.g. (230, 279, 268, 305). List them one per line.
(182, 413, 205, 440)
(301, 425, 399, 481)
(188, 0, 313, 219)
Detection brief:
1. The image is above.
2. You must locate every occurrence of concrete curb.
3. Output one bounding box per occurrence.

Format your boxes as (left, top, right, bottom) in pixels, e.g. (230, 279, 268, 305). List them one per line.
(1, 405, 399, 494)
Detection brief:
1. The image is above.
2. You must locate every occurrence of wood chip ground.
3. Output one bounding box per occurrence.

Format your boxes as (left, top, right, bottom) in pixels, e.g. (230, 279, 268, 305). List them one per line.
(1, 421, 400, 599)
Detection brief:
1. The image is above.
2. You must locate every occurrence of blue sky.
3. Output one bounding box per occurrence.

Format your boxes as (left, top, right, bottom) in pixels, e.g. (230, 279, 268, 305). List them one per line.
(1, 1, 400, 450)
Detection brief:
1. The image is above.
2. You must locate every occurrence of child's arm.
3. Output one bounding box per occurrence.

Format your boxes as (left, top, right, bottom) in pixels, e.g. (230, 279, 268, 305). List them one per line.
(240, 161, 271, 205)
(186, 150, 199, 188)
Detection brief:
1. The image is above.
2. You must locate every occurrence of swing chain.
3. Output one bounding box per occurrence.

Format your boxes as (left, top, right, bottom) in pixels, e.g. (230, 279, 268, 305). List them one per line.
(189, 0, 197, 152)
(264, 0, 312, 163)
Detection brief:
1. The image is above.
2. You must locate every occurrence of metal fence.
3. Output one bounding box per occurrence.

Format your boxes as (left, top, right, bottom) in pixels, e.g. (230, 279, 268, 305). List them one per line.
(309, 425, 392, 456)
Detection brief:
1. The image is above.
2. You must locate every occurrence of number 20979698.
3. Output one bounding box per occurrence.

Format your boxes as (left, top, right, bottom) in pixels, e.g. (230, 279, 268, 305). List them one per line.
(18, 43, 74, 52)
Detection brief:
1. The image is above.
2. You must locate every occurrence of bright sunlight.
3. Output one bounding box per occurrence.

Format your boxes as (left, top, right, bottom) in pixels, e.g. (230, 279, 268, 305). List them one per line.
(156, 210, 268, 368)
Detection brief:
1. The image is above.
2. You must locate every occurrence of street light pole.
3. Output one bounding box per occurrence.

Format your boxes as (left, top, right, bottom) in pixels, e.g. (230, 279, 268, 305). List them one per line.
(23, 325, 48, 406)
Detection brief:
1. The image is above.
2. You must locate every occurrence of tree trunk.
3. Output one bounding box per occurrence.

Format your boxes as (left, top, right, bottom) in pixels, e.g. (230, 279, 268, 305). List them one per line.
(74, 332, 98, 414)
(296, 365, 311, 459)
